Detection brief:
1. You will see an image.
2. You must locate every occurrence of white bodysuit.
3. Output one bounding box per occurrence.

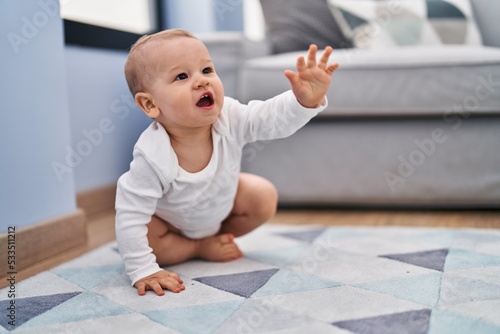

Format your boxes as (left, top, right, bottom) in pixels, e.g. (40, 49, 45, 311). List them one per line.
(115, 91, 326, 285)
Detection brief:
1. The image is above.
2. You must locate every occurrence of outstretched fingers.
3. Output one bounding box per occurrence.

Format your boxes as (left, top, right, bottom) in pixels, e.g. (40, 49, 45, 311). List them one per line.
(326, 63, 340, 76)
(295, 55, 307, 73)
(302, 45, 338, 75)
(284, 69, 300, 88)
(306, 44, 318, 68)
(284, 43, 339, 108)
(318, 46, 334, 70)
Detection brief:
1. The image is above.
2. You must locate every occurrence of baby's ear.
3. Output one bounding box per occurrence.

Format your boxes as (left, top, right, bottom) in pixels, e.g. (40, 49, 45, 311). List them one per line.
(135, 92, 160, 119)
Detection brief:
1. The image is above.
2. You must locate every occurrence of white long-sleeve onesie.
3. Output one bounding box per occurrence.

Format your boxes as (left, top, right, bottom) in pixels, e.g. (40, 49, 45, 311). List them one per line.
(115, 90, 326, 285)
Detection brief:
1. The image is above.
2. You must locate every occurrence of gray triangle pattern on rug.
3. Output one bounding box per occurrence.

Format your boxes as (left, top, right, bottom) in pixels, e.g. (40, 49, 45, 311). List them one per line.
(0, 292, 81, 330)
(194, 268, 279, 298)
(333, 309, 432, 334)
(278, 228, 326, 243)
(380, 249, 449, 272)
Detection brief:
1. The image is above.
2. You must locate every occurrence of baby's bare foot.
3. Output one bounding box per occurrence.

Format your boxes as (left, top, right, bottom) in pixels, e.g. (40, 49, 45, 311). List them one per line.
(197, 234, 243, 262)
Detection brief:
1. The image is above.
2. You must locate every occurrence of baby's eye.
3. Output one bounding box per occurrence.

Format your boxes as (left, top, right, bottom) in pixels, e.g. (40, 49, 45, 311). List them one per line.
(202, 67, 213, 74)
(175, 73, 188, 81)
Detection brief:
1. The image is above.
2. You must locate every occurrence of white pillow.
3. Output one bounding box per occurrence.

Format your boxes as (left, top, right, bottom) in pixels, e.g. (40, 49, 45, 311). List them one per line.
(326, 0, 483, 49)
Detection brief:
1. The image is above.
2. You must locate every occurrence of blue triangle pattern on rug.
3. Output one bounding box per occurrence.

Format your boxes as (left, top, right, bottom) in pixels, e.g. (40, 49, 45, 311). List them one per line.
(381, 249, 449, 271)
(429, 309, 500, 334)
(439, 274, 500, 305)
(0, 292, 80, 330)
(252, 269, 341, 297)
(145, 300, 244, 334)
(52, 264, 123, 290)
(333, 309, 432, 334)
(356, 273, 442, 307)
(217, 298, 324, 333)
(444, 248, 500, 271)
(194, 268, 279, 298)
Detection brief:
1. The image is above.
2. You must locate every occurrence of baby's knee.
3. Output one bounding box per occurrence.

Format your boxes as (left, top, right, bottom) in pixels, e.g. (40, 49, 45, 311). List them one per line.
(237, 173, 278, 221)
(255, 179, 278, 220)
(146, 216, 179, 245)
(147, 216, 169, 239)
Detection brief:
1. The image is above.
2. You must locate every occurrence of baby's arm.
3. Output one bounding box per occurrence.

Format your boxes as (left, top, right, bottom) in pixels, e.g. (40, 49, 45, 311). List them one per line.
(284, 44, 339, 108)
(115, 150, 184, 296)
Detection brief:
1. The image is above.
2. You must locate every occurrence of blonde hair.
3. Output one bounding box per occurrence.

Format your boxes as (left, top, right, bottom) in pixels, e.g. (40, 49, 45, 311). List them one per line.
(124, 29, 197, 96)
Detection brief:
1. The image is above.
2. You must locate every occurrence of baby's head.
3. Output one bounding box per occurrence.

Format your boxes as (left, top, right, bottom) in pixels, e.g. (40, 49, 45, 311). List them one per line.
(124, 29, 197, 97)
(124, 29, 224, 128)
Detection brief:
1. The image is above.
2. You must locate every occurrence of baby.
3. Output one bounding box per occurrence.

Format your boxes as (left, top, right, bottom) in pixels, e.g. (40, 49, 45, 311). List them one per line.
(116, 29, 338, 296)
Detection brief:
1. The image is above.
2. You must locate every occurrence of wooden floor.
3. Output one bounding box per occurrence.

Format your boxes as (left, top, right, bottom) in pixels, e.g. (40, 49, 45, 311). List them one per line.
(8, 208, 500, 288)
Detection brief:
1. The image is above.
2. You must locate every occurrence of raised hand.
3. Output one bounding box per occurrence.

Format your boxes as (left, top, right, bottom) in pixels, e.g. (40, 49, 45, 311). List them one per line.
(284, 44, 339, 108)
(134, 269, 185, 296)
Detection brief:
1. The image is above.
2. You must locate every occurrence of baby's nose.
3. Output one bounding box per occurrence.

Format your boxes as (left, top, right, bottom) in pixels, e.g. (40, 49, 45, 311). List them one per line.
(194, 76, 209, 89)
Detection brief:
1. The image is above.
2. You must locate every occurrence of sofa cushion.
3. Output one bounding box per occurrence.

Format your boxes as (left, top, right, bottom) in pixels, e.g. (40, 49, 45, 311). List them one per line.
(472, 0, 500, 47)
(259, 0, 352, 54)
(326, 0, 482, 49)
(238, 45, 500, 117)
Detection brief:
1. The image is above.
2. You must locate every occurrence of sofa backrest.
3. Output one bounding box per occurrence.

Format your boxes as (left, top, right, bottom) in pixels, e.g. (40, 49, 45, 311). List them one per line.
(471, 0, 500, 47)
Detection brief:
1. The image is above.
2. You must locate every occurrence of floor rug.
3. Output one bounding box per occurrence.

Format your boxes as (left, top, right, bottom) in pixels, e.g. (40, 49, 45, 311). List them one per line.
(2, 224, 500, 333)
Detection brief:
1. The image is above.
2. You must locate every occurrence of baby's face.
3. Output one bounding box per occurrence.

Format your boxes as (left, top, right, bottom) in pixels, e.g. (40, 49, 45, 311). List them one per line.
(145, 37, 224, 130)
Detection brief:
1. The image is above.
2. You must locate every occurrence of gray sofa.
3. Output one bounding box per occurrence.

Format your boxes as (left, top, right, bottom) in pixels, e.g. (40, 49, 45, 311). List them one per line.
(202, 0, 500, 208)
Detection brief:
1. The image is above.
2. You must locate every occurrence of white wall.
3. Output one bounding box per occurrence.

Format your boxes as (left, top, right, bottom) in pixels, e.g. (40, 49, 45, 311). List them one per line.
(164, 0, 243, 32)
(165, 0, 216, 32)
(0, 0, 76, 229)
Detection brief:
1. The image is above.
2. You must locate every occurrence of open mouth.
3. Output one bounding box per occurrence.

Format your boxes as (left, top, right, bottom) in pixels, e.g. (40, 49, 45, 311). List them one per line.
(196, 92, 214, 108)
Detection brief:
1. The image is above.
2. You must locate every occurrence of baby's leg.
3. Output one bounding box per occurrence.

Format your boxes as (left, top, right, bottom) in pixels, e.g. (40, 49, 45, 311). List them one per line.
(147, 173, 276, 265)
(146, 216, 242, 266)
(219, 173, 278, 237)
